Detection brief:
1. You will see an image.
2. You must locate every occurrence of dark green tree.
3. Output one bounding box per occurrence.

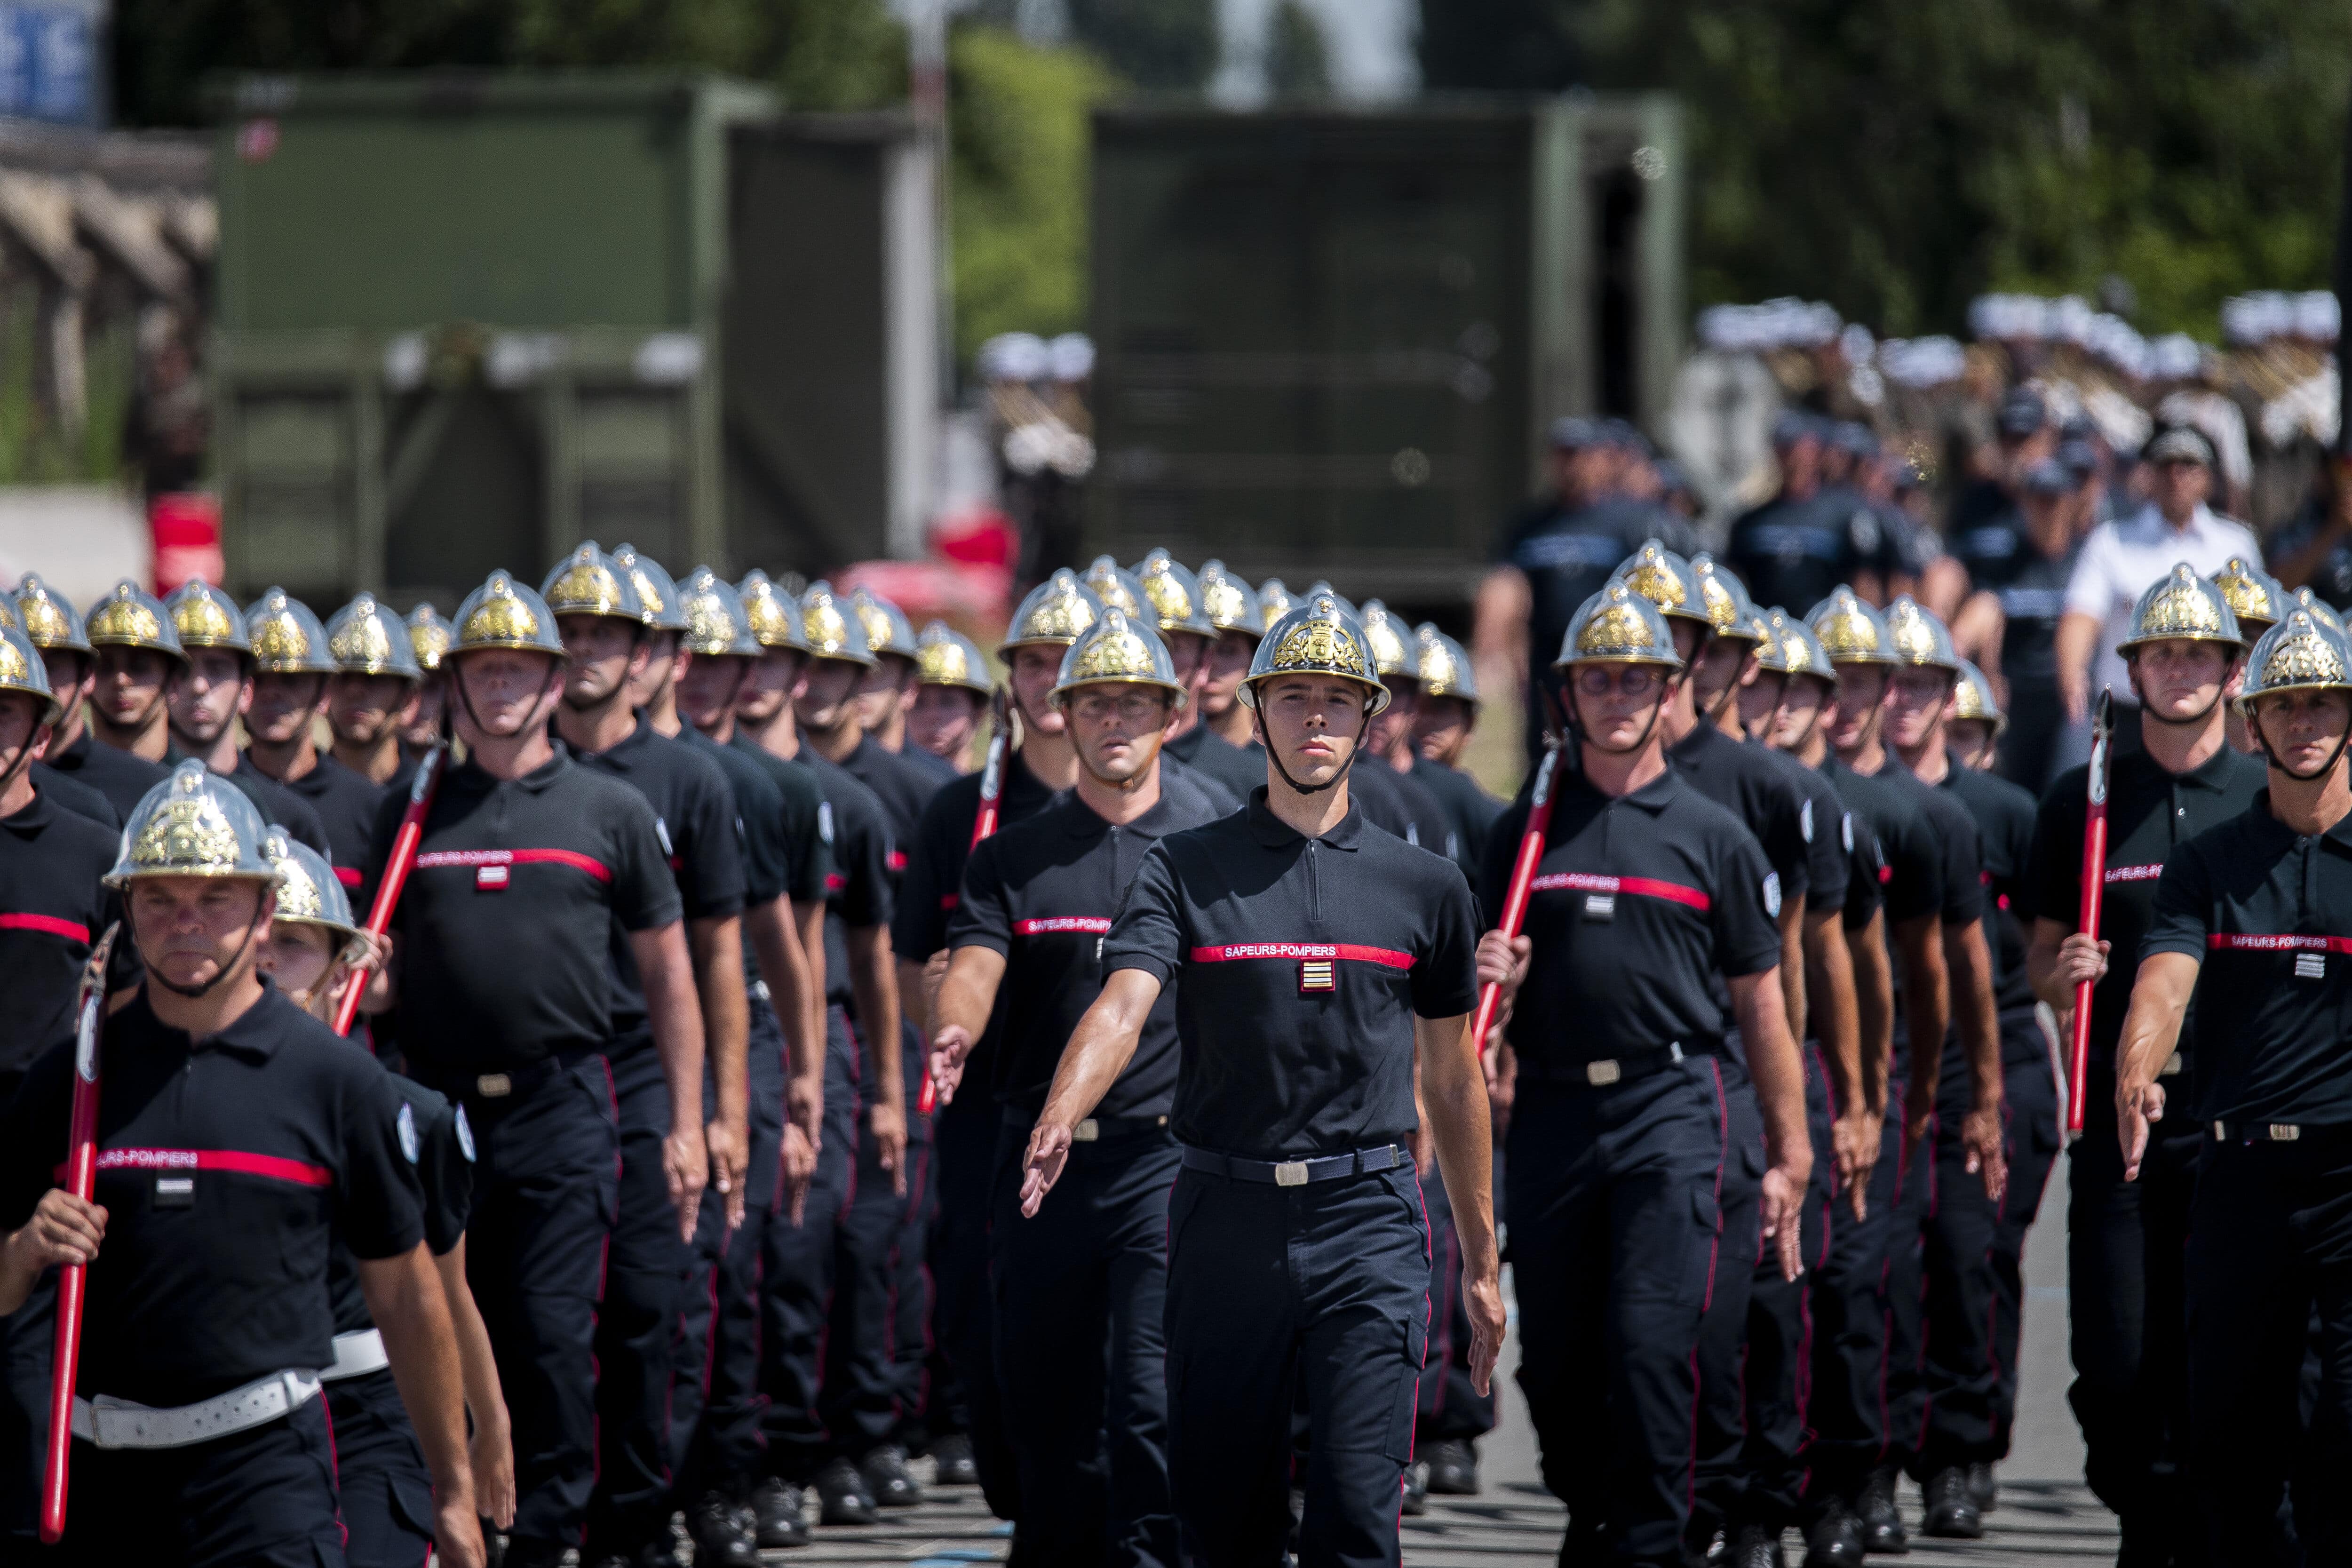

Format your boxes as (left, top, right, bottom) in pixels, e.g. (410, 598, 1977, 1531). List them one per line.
(1065, 0, 1215, 92)
(1264, 0, 1329, 102)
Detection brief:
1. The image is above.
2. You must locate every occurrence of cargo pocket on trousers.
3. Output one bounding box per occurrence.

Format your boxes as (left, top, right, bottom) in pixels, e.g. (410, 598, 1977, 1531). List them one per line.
(1382, 1319, 1430, 1462)
(1685, 1186, 1724, 1308)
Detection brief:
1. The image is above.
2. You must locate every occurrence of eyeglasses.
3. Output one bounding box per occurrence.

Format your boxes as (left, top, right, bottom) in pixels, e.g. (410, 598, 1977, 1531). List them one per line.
(1071, 691, 1168, 723)
(1573, 666, 1662, 698)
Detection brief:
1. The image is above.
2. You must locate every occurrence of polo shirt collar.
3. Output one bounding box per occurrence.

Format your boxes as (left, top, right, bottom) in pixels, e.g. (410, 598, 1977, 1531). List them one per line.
(452, 746, 573, 794)
(1561, 762, 1683, 814)
(2, 787, 55, 833)
(2247, 789, 2352, 853)
(1060, 785, 1188, 841)
(123, 979, 293, 1061)
(1245, 785, 1366, 851)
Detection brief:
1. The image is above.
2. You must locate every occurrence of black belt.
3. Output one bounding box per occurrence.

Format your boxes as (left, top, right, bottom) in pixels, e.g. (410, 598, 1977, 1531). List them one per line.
(1517, 1040, 1712, 1089)
(1002, 1108, 1169, 1144)
(417, 1049, 601, 1110)
(1180, 1144, 1403, 1187)
(2209, 1119, 2352, 1147)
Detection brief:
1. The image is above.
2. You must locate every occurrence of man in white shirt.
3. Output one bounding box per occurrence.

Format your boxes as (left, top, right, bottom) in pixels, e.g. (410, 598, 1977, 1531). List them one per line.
(2057, 425, 2257, 732)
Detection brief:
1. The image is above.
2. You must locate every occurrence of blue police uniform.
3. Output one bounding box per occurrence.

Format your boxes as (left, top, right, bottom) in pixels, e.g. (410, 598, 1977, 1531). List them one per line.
(1479, 767, 1782, 1566)
(1104, 788, 1478, 1566)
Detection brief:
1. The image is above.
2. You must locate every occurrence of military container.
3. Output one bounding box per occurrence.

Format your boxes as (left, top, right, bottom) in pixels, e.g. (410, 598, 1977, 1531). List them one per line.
(1087, 95, 1684, 605)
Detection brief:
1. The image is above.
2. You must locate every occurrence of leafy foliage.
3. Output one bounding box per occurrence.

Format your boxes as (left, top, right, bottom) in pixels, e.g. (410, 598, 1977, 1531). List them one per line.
(1421, 0, 2351, 339)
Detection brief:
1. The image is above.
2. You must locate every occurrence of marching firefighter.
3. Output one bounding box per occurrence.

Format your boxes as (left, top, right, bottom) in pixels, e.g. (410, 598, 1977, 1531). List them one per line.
(2027, 564, 2260, 1558)
(10, 576, 130, 830)
(158, 579, 330, 857)
(242, 589, 388, 875)
(321, 594, 427, 790)
(907, 622, 994, 769)
(1026, 589, 1502, 1567)
(363, 570, 704, 1567)
(1137, 549, 1261, 802)
(928, 607, 1219, 1564)
(2118, 604, 2352, 1560)
(0, 761, 480, 1568)
(1480, 581, 1809, 1568)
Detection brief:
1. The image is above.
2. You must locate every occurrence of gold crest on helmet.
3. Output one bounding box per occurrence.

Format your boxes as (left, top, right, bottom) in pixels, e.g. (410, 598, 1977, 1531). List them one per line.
(408, 605, 453, 671)
(1073, 625, 1157, 681)
(2258, 615, 2348, 688)
(1579, 602, 1654, 656)
(1271, 619, 1360, 676)
(168, 583, 243, 648)
(2212, 557, 2283, 627)
(547, 558, 631, 617)
(1004, 571, 1099, 650)
(464, 577, 542, 645)
(1812, 589, 1892, 663)
(920, 639, 974, 685)
(111, 763, 279, 884)
(330, 600, 402, 673)
(1621, 552, 1687, 609)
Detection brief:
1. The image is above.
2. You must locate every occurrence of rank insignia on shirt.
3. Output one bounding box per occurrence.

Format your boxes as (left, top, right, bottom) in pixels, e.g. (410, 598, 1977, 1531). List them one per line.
(476, 864, 508, 890)
(2297, 952, 2326, 980)
(1299, 960, 1335, 992)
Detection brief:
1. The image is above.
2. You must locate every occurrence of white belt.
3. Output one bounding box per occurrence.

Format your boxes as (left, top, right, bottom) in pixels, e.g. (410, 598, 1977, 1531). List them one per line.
(72, 1368, 323, 1450)
(320, 1328, 389, 1383)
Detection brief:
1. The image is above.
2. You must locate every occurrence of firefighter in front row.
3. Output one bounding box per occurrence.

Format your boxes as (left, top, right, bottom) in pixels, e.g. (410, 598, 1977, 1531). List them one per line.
(0, 762, 482, 1568)
(1478, 581, 1813, 1568)
(2114, 605, 2352, 1562)
(924, 608, 1218, 1565)
(1019, 590, 1502, 1567)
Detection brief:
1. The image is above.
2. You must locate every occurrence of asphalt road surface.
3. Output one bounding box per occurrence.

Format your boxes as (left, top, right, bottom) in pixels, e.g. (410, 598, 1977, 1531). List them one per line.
(710, 1151, 2111, 1565)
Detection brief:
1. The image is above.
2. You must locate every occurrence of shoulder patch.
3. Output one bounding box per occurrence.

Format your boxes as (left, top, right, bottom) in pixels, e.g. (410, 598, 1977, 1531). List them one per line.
(818, 801, 835, 845)
(655, 818, 675, 858)
(454, 1106, 476, 1163)
(1842, 812, 1855, 852)
(397, 1101, 420, 1164)
(1762, 871, 1782, 920)
(1799, 797, 1814, 843)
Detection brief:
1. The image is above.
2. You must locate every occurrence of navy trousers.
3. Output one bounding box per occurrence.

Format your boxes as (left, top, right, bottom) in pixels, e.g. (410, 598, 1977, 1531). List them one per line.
(1164, 1156, 1430, 1568)
(934, 1078, 1020, 1515)
(589, 1041, 693, 1546)
(1414, 1159, 1497, 1447)
(327, 1367, 437, 1568)
(449, 1054, 618, 1551)
(1989, 1043, 2062, 1456)
(51, 1400, 344, 1568)
(759, 1005, 859, 1481)
(1509, 1057, 1733, 1568)
(992, 1120, 1179, 1567)
(1690, 1068, 1766, 1549)
(825, 1012, 914, 1462)
(1804, 1074, 1902, 1512)
(671, 994, 791, 1496)
(888, 1022, 935, 1449)
(2186, 1130, 2352, 1564)
(1735, 1047, 1836, 1532)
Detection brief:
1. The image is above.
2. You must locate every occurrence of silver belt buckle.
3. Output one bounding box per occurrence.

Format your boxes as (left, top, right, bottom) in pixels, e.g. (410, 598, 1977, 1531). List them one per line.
(1073, 1118, 1100, 1142)
(1586, 1059, 1622, 1086)
(2272, 1124, 2302, 1141)
(2161, 1052, 2183, 1077)
(477, 1073, 512, 1098)
(1274, 1160, 1310, 1186)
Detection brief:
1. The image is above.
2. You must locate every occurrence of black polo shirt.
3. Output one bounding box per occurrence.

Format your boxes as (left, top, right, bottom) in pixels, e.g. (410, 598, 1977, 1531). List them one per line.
(1670, 721, 1813, 910)
(1724, 492, 1879, 616)
(367, 749, 680, 1075)
(227, 755, 331, 861)
(1410, 755, 1504, 895)
(1755, 744, 1849, 918)
(726, 736, 832, 911)
(0, 790, 119, 1079)
(688, 730, 792, 990)
(567, 718, 747, 1051)
(1937, 762, 2039, 1020)
(800, 750, 896, 1009)
(2143, 791, 2352, 1125)
(1820, 756, 1951, 1074)
(950, 787, 1218, 1119)
(892, 749, 1062, 963)
(1164, 724, 1263, 804)
(842, 734, 949, 879)
(331, 1074, 473, 1334)
(1351, 757, 1445, 852)
(46, 731, 168, 823)
(28, 764, 116, 830)
(2026, 742, 2263, 1073)
(1104, 789, 1478, 1160)
(1480, 768, 1781, 1069)
(270, 752, 389, 891)
(0, 983, 423, 1407)
(1808, 763, 1884, 935)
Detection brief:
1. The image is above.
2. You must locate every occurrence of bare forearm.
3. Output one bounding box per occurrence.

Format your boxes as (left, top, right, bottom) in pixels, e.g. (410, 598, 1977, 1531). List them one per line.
(750, 899, 818, 1082)
(692, 917, 749, 1128)
(431, 1242, 506, 1434)
(1804, 911, 1859, 1109)
(1896, 918, 1948, 1087)
(896, 957, 931, 1038)
(936, 953, 1003, 1044)
(1419, 1019, 1498, 1279)
(1947, 923, 2004, 1111)
(1737, 970, 1812, 1166)
(1850, 915, 1893, 1113)
(2116, 954, 2199, 1094)
(1039, 977, 1151, 1129)
(362, 1248, 474, 1508)
(636, 927, 706, 1129)
(850, 928, 903, 1112)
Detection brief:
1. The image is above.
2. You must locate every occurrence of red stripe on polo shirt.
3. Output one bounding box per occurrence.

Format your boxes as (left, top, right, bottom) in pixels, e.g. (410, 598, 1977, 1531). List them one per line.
(415, 848, 612, 883)
(1188, 942, 1415, 969)
(333, 866, 363, 888)
(72, 1148, 334, 1187)
(887, 850, 908, 873)
(0, 913, 89, 943)
(2208, 934, 2352, 954)
(1016, 917, 1112, 935)
(1528, 871, 1712, 911)
(938, 894, 960, 911)
(2105, 864, 2164, 884)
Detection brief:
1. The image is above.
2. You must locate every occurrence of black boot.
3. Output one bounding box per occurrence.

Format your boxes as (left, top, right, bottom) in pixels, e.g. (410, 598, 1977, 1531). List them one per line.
(1424, 1437, 1481, 1495)
(1803, 1498, 1867, 1568)
(1734, 1524, 1788, 1568)
(1922, 1468, 1983, 1540)
(686, 1492, 763, 1567)
(930, 1431, 979, 1487)
(1965, 1461, 1996, 1513)
(815, 1457, 878, 1526)
(749, 1476, 812, 1548)
(1858, 1469, 1908, 1555)
(861, 1443, 924, 1507)
(1402, 1459, 1430, 1516)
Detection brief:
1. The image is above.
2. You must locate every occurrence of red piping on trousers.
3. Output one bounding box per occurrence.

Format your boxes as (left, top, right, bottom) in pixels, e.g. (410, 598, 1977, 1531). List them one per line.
(1685, 1058, 1730, 1516)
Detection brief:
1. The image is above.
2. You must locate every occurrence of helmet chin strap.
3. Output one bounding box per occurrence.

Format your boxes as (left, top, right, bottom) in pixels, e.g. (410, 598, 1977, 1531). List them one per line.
(1255, 700, 1372, 796)
(2255, 704, 2352, 783)
(0, 722, 48, 802)
(142, 915, 263, 1000)
(1574, 670, 1676, 756)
